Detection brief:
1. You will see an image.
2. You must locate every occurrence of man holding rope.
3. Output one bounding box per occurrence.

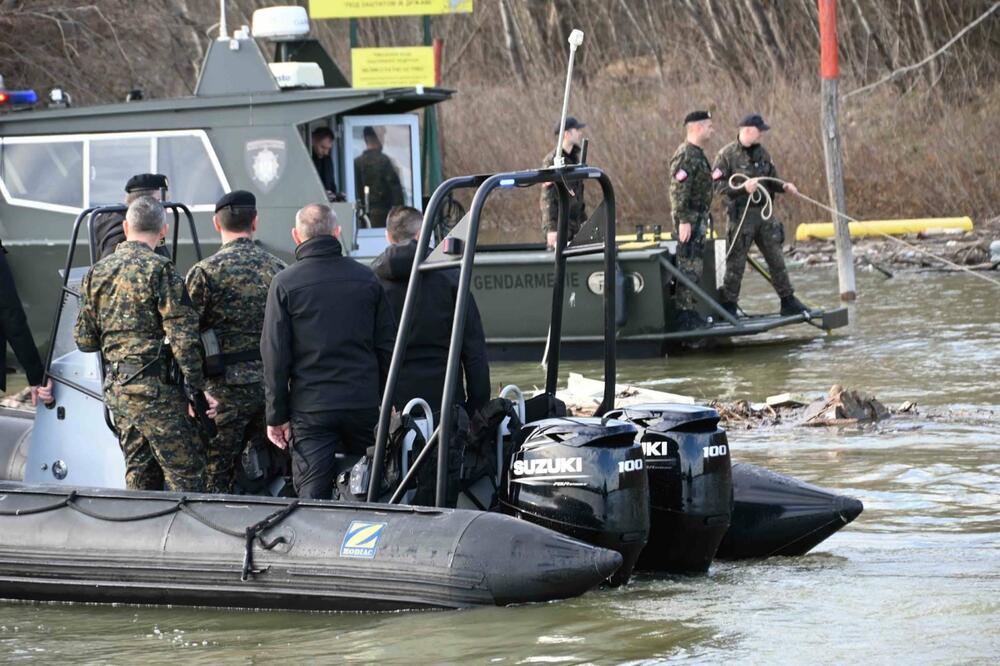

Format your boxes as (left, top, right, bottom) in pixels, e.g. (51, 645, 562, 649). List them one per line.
(713, 114, 808, 317)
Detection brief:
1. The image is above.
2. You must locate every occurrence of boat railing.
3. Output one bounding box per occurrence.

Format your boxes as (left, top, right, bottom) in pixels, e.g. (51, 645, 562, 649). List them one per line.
(42, 202, 203, 434)
(369, 164, 619, 507)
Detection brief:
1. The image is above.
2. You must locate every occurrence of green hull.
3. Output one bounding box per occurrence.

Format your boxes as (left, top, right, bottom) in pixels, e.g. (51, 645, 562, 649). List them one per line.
(5, 235, 846, 365)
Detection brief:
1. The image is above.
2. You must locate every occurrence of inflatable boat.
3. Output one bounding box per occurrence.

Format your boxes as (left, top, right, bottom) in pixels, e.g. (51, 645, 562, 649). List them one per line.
(0, 163, 862, 614)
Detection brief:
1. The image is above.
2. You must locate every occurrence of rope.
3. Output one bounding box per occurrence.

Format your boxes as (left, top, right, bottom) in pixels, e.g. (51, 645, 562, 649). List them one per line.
(725, 173, 1000, 289)
(724, 173, 774, 260)
(0, 490, 299, 581)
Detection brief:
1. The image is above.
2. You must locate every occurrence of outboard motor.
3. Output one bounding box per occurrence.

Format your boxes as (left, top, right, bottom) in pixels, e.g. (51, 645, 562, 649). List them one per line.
(607, 403, 732, 573)
(500, 417, 649, 586)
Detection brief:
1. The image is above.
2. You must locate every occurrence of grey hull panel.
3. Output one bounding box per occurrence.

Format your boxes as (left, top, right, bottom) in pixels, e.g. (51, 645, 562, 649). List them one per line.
(0, 483, 621, 611)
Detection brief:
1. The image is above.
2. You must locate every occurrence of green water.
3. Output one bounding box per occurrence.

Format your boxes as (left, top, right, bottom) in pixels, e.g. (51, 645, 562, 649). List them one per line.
(2, 267, 998, 663)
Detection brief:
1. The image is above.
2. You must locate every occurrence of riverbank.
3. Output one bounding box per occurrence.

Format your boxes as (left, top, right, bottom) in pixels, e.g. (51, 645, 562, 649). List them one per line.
(787, 227, 1000, 274)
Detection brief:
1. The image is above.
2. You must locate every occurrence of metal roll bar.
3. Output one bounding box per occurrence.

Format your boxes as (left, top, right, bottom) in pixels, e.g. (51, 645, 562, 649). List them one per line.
(368, 164, 618, 506)
(43, 202, 203, 432)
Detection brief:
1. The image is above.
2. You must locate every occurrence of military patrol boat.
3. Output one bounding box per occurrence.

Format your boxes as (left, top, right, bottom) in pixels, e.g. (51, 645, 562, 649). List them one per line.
(0, 5, 846, 364)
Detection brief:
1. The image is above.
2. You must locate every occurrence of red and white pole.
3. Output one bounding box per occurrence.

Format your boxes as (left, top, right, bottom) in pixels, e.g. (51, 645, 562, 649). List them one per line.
(819, 0, 856, 301)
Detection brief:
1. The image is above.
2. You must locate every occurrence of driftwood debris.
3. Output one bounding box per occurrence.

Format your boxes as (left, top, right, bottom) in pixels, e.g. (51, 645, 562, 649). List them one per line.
(557, 373, 694, 416)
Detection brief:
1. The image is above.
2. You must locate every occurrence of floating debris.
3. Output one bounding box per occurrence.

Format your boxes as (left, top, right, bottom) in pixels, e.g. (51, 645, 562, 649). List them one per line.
(557, 372, 694, 415)
(0, 388, 32, 411)
(799, 385, 890, 427)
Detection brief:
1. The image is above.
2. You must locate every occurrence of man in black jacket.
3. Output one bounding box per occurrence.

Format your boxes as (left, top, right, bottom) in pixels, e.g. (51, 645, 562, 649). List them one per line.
(1, 240, 53, 406)
(371, 206, 491, 417)
(261, 204, 395, 500)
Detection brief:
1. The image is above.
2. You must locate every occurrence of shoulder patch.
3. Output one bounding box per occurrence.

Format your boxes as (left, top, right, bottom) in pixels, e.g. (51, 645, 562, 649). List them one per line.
(712, 168, 724, 181)
(674, 169, 688, 182)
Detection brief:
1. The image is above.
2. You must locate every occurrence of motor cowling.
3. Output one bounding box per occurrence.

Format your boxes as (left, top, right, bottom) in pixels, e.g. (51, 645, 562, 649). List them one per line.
(607, 403, 733, 573)
(500, 417, 649, 586)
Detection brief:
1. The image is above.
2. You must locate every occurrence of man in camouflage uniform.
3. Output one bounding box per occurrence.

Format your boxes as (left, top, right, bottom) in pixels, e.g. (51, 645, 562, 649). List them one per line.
(354, 126, 404, 228)
(540, 116, 587, 249)
(75, 196, 215, 492)
(669, 110, 716, 330)
(713, 114, 808, 316)
(185, 191, 286, 494)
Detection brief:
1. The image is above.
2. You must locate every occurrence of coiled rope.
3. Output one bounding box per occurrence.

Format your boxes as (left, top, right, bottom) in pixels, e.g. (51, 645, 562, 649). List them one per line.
(725, 173, 1000, 289)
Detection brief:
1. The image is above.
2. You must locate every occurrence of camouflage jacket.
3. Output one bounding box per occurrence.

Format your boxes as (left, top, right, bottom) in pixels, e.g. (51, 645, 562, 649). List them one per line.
(540, 144, 587, 237)
(185, 237, 286, 386)
(668, 141, 713, 228)
(74, 240, 205, 389)
(354, 149, 404, 216)
(713, 140, 783, 210)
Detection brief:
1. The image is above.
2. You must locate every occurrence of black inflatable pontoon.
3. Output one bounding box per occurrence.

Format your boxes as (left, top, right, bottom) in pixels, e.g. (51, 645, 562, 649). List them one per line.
(716, 463, 864, 559)
(0, 483, 621, 611)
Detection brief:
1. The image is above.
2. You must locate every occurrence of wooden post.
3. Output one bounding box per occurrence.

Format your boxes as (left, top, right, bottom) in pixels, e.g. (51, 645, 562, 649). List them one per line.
(819, 0, 856, 300)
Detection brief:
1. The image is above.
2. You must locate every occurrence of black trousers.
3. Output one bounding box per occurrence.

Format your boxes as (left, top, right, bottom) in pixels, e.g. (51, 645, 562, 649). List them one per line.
(289, 408, 378, 500)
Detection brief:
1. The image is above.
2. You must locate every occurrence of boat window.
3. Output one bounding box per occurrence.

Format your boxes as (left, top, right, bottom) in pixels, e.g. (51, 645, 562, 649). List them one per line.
(0, 130, 228, 213)
(0, 140, 83, 208)
(156, 134, 226, 206)
(342, 114, 421, 230)
(89, 137, 152, 206)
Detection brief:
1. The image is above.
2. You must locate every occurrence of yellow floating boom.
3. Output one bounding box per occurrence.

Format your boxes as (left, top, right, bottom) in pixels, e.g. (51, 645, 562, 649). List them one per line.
(795, 217, 973, 241)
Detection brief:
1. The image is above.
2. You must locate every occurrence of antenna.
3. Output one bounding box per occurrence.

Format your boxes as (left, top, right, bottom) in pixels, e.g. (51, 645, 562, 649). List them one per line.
(553, 29, 584, 168)
(218, 0, 229, 40)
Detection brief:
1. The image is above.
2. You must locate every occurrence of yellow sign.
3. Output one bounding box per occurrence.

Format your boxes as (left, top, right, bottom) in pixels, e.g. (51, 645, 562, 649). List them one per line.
(352, 47, 436, 88)
(311, 0, 472, 19)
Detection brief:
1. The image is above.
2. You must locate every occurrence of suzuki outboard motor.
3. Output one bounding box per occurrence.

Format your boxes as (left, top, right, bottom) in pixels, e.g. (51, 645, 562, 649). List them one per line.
(500, 417, 649, 586)
(607, 403, 733, 573)
(716, 463, 864, 559)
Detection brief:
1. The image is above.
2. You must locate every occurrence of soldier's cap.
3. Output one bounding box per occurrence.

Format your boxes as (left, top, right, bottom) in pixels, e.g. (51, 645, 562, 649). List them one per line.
(215, 190, 256, 213)
(363, 125, 377, 139)
(125, 173, 168, 193)
(554, 116, 586, 135)
(683, 110, 711, 125)
(739, 113, 770, 131)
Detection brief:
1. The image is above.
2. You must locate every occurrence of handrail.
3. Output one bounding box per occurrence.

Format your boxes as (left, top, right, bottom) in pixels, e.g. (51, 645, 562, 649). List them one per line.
(368, 164, 618, 506)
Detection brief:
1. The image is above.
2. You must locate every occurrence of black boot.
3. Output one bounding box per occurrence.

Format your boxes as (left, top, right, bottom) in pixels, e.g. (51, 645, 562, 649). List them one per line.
(780, 294, 809, 316)
(719, 301, 739, 318)
(676, 309, 707, 331)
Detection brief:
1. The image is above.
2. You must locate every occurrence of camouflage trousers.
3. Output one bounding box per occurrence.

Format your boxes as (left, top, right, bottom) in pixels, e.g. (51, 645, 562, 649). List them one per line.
(204, 382, 266, 494)
(720, 208, 793, 303)
(105, 380, 206, 492)
(674, 222, 706, 311)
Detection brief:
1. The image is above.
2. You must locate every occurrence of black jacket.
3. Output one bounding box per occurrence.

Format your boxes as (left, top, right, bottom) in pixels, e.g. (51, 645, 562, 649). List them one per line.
(1, 241, 44, 392)
(371, 240, 491, 415)
(261, 235, 395, 425)
(312, 153, 338, 193)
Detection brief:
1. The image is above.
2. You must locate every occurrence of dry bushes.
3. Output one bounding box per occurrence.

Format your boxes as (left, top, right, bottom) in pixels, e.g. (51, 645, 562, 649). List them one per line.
(0, 1, 997, 245)
(441, 74, 1000, 244)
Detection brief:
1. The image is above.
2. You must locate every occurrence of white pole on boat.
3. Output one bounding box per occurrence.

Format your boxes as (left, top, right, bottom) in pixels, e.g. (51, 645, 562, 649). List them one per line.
(553, 29, 585, 167)
(218, 0, 229, 40)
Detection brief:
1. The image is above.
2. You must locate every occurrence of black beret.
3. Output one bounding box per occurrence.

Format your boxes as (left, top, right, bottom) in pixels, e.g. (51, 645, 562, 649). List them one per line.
(125, 173, 168, 193)
(214, 190, 256, 213)
(363, 126, 377, 139)
(739, 113, 770, 131)
(553, 116, 586, 135)
(683, 110, 711, 124)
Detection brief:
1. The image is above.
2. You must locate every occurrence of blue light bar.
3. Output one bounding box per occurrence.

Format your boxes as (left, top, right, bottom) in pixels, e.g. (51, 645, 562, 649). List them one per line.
(6, 89, 38, 105)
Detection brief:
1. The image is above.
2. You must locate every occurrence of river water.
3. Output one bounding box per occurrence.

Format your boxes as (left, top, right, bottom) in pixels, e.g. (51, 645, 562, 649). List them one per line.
(2, 267, 998, 664)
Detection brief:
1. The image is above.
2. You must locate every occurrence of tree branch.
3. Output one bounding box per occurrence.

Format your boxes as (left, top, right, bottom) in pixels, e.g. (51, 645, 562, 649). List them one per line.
(844, 1, 1000, 99)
